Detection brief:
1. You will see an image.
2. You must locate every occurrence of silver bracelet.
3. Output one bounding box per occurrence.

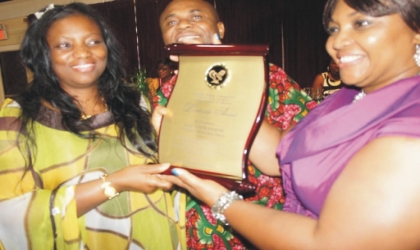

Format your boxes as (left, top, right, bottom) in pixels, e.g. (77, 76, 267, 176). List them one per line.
(211, 191, 243, 225)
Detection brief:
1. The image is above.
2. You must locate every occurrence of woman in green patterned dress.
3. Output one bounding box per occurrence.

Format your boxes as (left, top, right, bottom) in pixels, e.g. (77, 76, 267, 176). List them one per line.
(0, 3, 185, 250)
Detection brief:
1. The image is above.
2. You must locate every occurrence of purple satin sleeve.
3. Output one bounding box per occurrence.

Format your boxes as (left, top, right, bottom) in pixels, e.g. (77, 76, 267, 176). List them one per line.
(277, 76, 420, 218)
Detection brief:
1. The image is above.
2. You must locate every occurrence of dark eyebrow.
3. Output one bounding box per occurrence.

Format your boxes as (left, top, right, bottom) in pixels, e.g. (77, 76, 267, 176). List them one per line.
(162, 9, 204, 22)
(347, 10, 359, 18)
(162, 13, 176, 22)
(190, 9, 202, 14)
(330, 9, 359, 23)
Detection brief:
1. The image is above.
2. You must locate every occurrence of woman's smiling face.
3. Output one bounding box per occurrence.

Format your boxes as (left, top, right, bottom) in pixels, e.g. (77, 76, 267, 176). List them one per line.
(47, 14, 108, 92)
(325, 0, 420, 93)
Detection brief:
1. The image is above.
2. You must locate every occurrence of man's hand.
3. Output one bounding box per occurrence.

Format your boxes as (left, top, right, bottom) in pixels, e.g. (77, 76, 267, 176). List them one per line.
(151, 105, 171, 135)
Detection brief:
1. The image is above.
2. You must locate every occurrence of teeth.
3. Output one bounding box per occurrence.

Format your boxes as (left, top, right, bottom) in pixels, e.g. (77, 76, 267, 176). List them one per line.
(178, 36, 199, 42)
(339, 55, 361, 63)
(73, 64, 93, 69)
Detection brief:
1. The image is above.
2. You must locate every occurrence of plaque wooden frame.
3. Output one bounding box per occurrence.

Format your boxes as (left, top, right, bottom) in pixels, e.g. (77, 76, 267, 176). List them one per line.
(159, 44, 269, 191)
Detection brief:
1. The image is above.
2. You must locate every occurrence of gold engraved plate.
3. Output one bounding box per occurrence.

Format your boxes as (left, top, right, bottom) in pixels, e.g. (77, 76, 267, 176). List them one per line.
(159, 44, 268, 184)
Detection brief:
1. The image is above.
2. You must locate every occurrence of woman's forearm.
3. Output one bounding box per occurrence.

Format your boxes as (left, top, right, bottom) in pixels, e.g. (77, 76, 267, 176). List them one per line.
(74, 177, 114, 217)
(74, 163, 172, 217)
(221, 199, 318, 249)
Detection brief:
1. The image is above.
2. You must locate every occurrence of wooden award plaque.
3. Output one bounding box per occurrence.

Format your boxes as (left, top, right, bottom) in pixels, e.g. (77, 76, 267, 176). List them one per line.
(159, 44, 269, 191)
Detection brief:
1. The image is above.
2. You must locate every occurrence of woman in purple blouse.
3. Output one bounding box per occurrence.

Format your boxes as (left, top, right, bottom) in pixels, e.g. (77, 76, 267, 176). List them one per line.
(162, 0, 420, 248)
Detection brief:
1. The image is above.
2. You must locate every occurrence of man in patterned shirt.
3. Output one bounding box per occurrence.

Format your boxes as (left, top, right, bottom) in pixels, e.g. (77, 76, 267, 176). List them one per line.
(157, 0, 316, 248)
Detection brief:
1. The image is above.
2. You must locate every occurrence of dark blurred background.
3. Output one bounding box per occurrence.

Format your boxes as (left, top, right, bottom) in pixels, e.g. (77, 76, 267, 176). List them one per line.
(1, 0, 330, 98)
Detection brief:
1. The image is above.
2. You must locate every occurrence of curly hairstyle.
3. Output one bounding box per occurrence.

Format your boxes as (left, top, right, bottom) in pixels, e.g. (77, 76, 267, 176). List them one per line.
(18, 2, 157, 165)
(323, 0, 420, 33)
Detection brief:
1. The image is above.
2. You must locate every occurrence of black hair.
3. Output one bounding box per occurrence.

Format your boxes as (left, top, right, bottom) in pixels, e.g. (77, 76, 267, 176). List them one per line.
(156, 58, 177, 71)
(18, 2, 156, 167)
(323, 0, 420, 33)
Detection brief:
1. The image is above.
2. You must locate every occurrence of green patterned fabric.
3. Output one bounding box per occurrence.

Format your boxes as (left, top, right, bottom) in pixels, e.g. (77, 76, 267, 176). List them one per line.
(153, 63, 316, 249)
(0, 98, 186, 250)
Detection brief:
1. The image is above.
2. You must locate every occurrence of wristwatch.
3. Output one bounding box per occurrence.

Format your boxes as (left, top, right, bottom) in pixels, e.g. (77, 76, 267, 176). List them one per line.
(100, 174, 120, 199)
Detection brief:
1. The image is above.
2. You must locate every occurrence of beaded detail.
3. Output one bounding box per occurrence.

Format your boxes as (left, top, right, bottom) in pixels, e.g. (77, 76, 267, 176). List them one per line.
(211, 191, 243, 225)
(353, 90, 366, 102)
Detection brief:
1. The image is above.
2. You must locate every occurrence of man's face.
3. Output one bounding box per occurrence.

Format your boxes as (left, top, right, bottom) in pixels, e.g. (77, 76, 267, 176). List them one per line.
(160, 0, 225, 45)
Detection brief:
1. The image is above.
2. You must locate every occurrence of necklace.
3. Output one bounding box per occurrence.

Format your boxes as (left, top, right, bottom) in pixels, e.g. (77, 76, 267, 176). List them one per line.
(80, 97, 108, 120)
(80, 113, 91, 120)
(353, 90, 366, 102)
